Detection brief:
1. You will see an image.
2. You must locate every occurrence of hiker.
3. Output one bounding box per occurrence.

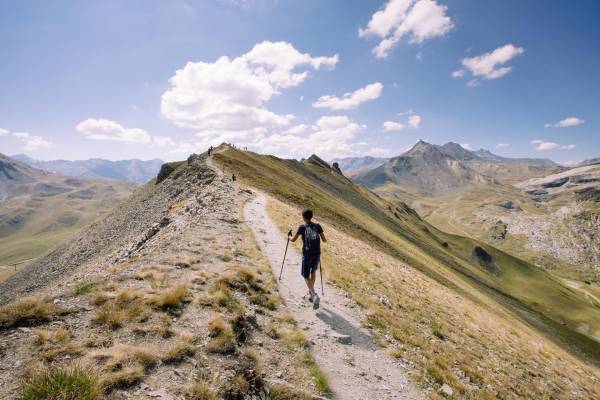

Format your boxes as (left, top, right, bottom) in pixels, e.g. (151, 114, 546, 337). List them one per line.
(232, 173, 236, 182)
(208, 146, 213, 156)
(290, 209, 326, 308)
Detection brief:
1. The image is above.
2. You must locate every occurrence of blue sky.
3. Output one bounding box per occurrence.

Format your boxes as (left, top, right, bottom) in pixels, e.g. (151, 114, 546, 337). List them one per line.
(0, 0, 598, 163)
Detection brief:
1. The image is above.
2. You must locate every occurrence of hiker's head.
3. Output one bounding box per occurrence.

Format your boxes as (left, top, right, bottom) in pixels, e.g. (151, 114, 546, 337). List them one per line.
(302, 209, 313, 222)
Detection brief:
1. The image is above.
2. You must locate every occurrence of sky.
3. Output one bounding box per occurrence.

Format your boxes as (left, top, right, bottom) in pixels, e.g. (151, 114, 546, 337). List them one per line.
(0, 0, 599, 163)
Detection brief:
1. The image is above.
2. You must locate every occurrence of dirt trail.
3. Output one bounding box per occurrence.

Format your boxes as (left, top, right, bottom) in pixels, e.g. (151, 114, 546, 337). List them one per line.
(244, 192, 421, 400)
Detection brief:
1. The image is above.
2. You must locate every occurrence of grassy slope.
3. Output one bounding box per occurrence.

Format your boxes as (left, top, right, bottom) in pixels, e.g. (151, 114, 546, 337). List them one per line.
(215, 148, 600, 363)
(0, 181, 133, 281)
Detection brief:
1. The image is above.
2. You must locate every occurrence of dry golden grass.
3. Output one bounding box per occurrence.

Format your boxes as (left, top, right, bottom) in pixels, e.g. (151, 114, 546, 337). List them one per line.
(162, 337, 196, 363)
(32, 327, 84, 361)
(149, 284, 190, 311)
(186, 382, 218, 400)
(93, 305, 126, 330)
(92, 345, 158, 390)
(206, 315, 236, 355)
(0, 296, 68, 329)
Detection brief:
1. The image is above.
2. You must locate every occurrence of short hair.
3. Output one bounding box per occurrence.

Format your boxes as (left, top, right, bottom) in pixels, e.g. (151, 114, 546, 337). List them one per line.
(302, 209, 313, 220)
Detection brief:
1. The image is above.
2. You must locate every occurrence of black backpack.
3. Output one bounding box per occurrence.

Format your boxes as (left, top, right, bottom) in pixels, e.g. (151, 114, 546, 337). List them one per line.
(303, 223, 320, 253)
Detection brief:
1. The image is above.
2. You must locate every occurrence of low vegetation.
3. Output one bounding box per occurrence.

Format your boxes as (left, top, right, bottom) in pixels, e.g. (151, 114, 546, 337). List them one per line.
(21, 366, 101, 400)
(0, 297, 67, 329)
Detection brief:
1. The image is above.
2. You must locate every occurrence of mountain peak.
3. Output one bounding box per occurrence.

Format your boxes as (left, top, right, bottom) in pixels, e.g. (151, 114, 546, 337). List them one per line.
(406, 140, 436, 155)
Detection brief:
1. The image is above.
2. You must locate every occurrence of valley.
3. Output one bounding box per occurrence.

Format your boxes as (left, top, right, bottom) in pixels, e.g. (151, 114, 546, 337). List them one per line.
(347, 142, 600, 282)
(0, 154, 134, 281)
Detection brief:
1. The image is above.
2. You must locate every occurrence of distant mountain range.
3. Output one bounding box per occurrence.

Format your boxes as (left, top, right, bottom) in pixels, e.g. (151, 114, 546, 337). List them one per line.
(11, 154, 163, 184)
(0, 153, 134, 266)
(353, 141, 561, 196)
(330, 156, 389, 176)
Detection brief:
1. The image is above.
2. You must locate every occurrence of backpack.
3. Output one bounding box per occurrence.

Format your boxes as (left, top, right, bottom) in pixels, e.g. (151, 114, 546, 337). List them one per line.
(303, 223, 320, 253)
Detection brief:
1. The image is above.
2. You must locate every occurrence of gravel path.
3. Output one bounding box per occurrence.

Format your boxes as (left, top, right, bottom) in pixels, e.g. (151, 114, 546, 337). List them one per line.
(244, 192, 421, 400)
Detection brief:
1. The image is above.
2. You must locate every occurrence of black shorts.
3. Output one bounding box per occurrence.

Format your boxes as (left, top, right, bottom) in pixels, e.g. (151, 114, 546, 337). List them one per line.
(301, 253, 320, 278)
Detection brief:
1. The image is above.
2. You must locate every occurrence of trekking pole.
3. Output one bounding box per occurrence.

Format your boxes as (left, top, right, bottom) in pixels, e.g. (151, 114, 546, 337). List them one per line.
(278, 230, 293, 280)
(319, 260, 324, 296)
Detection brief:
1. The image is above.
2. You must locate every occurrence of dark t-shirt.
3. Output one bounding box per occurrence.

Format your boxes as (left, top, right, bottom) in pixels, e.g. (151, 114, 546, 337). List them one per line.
(296, 222, 323, 256)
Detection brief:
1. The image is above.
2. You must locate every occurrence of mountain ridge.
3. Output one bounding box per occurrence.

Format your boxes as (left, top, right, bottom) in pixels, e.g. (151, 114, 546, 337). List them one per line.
(11, 154, 164, 184)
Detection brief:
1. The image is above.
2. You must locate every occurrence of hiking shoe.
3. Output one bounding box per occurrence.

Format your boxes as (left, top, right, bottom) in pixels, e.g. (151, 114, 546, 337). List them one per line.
(313, 294, 320, 310)
(308, 291, 314, 303)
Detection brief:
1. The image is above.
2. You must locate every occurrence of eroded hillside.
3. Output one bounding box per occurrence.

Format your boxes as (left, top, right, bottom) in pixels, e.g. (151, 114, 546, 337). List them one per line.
(0, 153, 328, 399)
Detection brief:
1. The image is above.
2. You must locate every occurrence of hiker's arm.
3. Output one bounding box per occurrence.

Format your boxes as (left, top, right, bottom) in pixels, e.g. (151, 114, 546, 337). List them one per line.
(320, 232, 327, 243)
(290, 229, 299, 242)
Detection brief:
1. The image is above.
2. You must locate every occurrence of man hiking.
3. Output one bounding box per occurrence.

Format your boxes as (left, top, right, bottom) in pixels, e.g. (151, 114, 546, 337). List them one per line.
(290, 209, 326, 309)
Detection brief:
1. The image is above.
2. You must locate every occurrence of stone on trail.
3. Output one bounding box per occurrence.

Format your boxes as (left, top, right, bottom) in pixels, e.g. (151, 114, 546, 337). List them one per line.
(440, 383, 453, 397)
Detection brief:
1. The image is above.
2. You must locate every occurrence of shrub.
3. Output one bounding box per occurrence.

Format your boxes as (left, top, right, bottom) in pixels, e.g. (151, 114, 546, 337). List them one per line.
(0, 297, 66, 329)
(22, 366, 101, 400)
(205, 318, 236, 355)
(94, 306, 125, 330)
(186, 383, 218, 400)
(150, 284, 189, 311)
(162, 339, 195, 363)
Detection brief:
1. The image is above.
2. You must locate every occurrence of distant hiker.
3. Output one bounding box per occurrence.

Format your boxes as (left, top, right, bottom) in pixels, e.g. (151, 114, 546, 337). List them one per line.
(290, 209, 326, 308)
(208, 146, 213, 156)
(232, 173, 236, 182)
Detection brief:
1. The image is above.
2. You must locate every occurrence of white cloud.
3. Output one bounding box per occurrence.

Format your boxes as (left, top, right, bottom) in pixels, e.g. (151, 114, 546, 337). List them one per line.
(458, 44, 524, 81)
(383, 121, 405, 131)
(496, 143, 510, 149)
(531, 139, 576, 151)
(170, 142, 200, 154)
(544, 117, 585, 128)
(313, 82, 383, 110)
(384, 113, 421, 131)
(190, 115, 366, 160)
(0, 128, 9, 136)
(152, 136, 175, 147)
(161, 41, 338, 135)
(13, 132, 51, 151)
(359, 0, 454, 59)
(76, 119, 151, 143)
(466, 79, 479, 87)
(408, 114, 421, 128)
(282, 124, 309, 135)
(461, 143, 472, 150)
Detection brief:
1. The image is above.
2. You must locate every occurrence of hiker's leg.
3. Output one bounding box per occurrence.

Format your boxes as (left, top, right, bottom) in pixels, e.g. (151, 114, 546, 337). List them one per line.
(309, 270, 317, 289)
(304, 277, 314, 291)
(301, 256, 313, 291)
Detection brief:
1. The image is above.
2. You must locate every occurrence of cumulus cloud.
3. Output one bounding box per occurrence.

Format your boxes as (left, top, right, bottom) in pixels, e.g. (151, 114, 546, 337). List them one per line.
(13, 132, 51, 151)
(0, 128, 9, 136)
(161, 41, 338, 135)
(408, 114, 421, 128)
(383, 113, 421, 131)
(76, 119, 151, 143)
(359, 0, 454, 59)
(531, 139, 576, 151)
(544, 117, 585, 128)
(496, 143, 510, 149)
(454, 44, 524, 85)
(383, 121, 405, 131)
(152, 136, 176, 147)
(313, 82, 383, 110)
(189, 115, 366, 160)
(282, 124, 309, 135)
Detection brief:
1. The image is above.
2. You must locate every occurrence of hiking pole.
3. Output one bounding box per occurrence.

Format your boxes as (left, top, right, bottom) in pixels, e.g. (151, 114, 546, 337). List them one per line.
(319, 260, 324, 296)
(278, 230, 293, 280)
